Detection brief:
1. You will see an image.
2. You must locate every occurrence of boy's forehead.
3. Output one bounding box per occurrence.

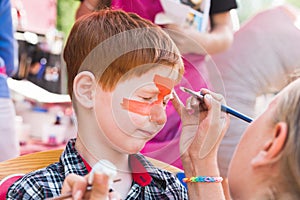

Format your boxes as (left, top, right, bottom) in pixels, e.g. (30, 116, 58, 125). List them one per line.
(128, 64, 180, 83)
(113, 66, 179, 93)
(152, 66, 180, 85)
(154, 74, 175, 89)
(153, 64, 181, 80)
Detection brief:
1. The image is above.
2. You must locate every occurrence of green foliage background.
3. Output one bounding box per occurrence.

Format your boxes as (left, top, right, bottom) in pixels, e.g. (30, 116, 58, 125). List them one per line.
(56, 0, 80, 40)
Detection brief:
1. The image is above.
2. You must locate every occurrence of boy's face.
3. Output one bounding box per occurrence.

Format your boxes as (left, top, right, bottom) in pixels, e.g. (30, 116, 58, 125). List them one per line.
(94, 65, 179, 154)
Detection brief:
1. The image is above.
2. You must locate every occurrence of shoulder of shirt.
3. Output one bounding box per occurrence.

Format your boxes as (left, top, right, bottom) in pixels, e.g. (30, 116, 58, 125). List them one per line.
(6, 162, 62, 199)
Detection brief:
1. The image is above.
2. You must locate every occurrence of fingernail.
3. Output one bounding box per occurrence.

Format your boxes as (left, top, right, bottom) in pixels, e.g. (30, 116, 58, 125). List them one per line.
(217, 94, 223, 101)
(205, 94, 212, 101)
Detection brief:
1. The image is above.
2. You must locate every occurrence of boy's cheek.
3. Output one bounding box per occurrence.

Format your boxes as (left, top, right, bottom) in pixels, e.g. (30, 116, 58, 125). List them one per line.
(110, 105, 145, 133)
(127, 112, 149, 127)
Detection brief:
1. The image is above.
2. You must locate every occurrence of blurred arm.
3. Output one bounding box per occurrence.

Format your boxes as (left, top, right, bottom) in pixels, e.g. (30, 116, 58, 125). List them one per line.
(76, 0, 110, 19)
(166, 10, 236, 55)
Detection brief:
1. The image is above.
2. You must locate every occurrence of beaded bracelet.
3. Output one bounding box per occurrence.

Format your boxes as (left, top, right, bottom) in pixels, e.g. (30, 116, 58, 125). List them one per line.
(183, 176, 223, 183)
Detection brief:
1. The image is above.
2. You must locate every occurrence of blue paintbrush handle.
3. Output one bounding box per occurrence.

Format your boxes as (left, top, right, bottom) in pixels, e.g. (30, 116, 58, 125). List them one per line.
(180, 87, 253, 123)
(221, 105, 253, 123)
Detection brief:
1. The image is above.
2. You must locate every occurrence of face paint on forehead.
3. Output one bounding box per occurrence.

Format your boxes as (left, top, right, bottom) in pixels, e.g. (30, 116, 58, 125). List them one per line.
(121, 74, 175, 116)
(154, 74, 175, 101)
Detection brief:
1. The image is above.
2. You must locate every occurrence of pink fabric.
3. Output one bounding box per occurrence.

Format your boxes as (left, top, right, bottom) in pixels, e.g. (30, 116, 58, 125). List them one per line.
(111, 0, 163, 23)
(141, 54, 207, 169)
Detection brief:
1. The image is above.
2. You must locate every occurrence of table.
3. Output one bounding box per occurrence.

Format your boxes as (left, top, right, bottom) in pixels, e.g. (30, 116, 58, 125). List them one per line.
(20, 138, 67, 155)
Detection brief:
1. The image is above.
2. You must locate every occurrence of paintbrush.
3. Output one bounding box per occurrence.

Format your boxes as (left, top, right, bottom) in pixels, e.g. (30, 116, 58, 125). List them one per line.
(46, 178, 121, 200)
(180, 87, 253, 123)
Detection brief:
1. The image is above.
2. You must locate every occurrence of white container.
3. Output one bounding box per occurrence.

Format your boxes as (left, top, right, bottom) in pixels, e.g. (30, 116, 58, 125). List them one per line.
(21, 107, 54, 139)
(42, 122, 66, 145)
(15, 115, 31, 145)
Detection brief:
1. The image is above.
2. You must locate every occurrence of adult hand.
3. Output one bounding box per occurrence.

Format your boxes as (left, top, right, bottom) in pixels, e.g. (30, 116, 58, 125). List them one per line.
(172, 89, 230, 171)
(172, 89, 229, 199)
(61, 172, 120, 200)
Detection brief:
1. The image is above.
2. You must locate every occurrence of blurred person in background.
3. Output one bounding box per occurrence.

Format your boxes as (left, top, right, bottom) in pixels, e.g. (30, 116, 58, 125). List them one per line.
(0, 0, 20, 161)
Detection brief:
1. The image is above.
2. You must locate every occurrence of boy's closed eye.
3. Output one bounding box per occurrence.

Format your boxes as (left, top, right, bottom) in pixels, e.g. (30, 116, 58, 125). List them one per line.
(136, 87, 159, 103)
(138, 95, 157, 102)
(137, 93, 172, 107)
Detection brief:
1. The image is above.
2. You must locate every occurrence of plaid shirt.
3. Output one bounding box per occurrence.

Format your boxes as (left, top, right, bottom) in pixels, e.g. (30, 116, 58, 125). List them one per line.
(7, 139, 187, 199)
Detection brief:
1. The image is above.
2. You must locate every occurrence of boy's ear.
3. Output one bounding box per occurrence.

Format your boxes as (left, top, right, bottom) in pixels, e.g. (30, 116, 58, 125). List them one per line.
(73, 71, 96, 109)
(251, 122, 288, 167)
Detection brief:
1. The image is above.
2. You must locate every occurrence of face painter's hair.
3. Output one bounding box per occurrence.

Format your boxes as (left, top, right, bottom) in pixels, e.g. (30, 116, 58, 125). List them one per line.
(273, 78, 300, 195)
(63, 9, 184, 97)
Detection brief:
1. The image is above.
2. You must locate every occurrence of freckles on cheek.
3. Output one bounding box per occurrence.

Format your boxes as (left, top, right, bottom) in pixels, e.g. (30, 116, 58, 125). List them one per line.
(120, 74, 175, 115)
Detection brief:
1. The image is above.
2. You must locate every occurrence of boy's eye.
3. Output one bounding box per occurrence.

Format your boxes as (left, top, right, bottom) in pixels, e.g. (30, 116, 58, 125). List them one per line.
(139, 96, 154, 102)
(143, 97, 152, 101)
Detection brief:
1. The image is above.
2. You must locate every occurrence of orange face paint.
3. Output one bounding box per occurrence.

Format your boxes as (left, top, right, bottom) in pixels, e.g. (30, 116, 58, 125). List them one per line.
(121, 74, 175, 116)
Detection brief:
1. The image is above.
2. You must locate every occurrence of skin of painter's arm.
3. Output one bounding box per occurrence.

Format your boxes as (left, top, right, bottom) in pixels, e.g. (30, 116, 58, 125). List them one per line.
(166, 11, 234, 55)
(76, 0, 99, 19)
(172, 90, 230, 199)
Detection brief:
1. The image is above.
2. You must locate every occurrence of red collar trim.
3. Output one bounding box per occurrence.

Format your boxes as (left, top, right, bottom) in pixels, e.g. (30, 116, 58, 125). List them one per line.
(129, 155, 152, 187)
(80, 155, 152, 187)
(81, 156, 92, 172)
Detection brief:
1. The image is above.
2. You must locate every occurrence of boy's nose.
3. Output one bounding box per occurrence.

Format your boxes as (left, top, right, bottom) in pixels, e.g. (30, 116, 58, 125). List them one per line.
(149, 104, 166, 125)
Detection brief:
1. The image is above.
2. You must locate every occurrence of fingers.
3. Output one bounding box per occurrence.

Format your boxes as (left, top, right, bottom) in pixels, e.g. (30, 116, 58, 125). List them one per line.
(90, 173, 122, 200)
(88, 173, 109, 200)
(186, 96, 199, 111)
(198, 89, 229, 159)
(61, 173, 88, 200)
(201, 88, 225, 106)
(61, 173, 113, 200)
(171, 91, 184, 116)
(180, 88, 231, 172)
(202, 88, 228, 123)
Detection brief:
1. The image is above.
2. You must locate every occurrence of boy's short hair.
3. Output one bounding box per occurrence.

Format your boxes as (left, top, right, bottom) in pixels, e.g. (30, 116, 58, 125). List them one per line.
(63, 9, 184, 97)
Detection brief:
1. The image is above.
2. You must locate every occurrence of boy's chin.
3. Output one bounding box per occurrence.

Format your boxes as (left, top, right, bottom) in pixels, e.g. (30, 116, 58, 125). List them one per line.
(123, 142, 147, 154)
